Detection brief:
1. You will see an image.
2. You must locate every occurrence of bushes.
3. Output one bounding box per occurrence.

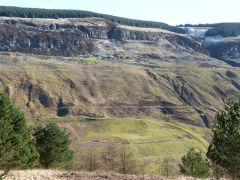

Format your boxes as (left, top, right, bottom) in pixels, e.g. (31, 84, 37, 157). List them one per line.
(78, 143, 139, 174)
(161, 158, 178, 177)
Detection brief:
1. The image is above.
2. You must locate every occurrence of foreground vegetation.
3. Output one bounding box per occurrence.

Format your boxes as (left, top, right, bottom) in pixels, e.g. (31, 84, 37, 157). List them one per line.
(0, 92, 39, 179)
(0, 6, 185, 33)
(207, 98, 240, 179)
(4, 170, 200, 180)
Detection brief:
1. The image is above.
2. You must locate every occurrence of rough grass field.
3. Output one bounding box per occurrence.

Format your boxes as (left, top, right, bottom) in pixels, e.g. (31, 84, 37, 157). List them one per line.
(53, 117, 209, 174)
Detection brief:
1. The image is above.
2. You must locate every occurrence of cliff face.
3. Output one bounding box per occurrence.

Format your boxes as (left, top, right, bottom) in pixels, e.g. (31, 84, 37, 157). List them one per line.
(183, 27, 240, 63)
(0, 17, 207, 58)
(205, 37, 240, 63)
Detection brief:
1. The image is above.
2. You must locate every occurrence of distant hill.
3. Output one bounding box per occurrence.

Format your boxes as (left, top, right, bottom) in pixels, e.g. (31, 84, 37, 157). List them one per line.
(179, 23, 240, 37)
(205, 23, 240, 37)
(0, 6, 185, 33)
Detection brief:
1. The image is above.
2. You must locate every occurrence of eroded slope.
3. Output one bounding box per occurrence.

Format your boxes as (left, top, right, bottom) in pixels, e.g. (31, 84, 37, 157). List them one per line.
(0, 53, 239, 127)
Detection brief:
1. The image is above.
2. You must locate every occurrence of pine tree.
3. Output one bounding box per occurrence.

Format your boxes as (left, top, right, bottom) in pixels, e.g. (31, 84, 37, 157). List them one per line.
(0, 92, 39, 179)
(179, 148, 210, 178)
(207, 98, 240, 179)
(34, 123, 74, 169)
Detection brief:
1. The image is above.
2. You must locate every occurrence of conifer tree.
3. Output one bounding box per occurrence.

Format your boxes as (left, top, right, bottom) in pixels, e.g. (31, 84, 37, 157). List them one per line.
(207, 98, 240, 179)
(34, 123, 73, 169)
(179, 148, 210, 178)
(0, 92, 39, 179)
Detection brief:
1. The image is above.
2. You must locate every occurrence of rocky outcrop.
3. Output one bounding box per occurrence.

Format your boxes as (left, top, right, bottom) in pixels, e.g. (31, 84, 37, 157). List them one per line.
(0, 17, 207, 57)
(205, 37, 240, 62)
(0, 23, 94, 56)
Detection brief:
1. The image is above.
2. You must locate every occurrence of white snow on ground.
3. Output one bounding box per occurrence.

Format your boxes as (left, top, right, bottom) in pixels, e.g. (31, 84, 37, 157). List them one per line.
(203, 35, 224, 46)
(180, 27, 211, 39)
(183, 27, 240, 49)
(203, 36, 240, 47)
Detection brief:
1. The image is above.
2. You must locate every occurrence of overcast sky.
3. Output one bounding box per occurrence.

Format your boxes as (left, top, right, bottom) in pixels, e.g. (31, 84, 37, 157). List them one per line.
(0, 0, 239, 25)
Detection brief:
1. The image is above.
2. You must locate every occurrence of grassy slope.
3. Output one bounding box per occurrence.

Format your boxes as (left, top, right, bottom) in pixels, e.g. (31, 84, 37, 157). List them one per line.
(0, 52, 240, 174)
(1, 53, 238, 126)
(57, 117, 209, 174)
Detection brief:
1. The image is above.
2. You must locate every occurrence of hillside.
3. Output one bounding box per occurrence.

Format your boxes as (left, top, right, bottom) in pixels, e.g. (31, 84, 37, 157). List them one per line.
(1, 52, 238, 127)
(0, 17, 240, 174)
(0, 51, 239, 173)
(0, 17, 204, 57)
(182, 25, 240, 62)
(0, 6, 185, 33)
(2, 16, 240, 63)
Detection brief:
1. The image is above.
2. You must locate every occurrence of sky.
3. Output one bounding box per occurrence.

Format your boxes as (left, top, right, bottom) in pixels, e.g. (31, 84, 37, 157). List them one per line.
(0, 0, 239, 25)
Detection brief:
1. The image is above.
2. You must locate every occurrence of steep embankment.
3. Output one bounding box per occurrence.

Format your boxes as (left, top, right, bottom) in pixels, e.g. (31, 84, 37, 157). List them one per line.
(205, 36, 240, 64)
(0, 53, 239, 127)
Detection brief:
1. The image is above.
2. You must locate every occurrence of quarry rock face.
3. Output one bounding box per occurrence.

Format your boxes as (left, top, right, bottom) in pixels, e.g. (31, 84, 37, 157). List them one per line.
(0, 17, 207, 57)
(183, 27, 240, 62)
(0, 17, 239, 64)
(205, 37, 240, 62)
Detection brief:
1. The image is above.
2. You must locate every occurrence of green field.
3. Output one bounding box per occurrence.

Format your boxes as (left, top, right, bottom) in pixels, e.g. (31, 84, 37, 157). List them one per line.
(54, 117, 209, 174)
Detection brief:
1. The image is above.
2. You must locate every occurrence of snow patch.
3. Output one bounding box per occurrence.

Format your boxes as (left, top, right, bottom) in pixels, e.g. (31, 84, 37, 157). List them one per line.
(203, 36, 224, 47)
(181, 27, 211, 39)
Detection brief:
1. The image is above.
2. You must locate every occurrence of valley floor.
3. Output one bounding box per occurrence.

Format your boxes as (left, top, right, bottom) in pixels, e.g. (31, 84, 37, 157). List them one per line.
(5, 170, 199, 180)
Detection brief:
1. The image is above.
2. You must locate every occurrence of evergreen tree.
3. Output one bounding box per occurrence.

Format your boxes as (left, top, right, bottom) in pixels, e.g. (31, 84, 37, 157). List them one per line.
(34, 123, 74, 169)
(179, 148, 210, 178)
(0, 92, 39, 179)
(0, 6, 185, 33)
(207, 98, 240, 179)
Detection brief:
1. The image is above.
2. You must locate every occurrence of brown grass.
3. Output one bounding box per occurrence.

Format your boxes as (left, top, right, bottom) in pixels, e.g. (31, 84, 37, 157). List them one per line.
(5, 170, 204, 180)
